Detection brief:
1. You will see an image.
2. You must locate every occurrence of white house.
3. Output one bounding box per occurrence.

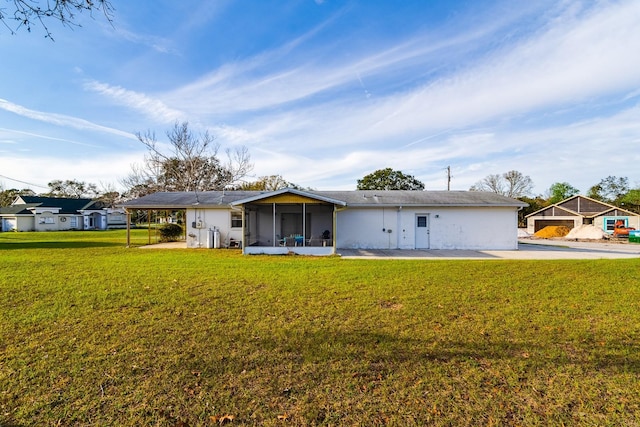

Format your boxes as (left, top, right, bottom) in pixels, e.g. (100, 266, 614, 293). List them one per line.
(0, 196, 126, 232)
(122, 189, 527, 254)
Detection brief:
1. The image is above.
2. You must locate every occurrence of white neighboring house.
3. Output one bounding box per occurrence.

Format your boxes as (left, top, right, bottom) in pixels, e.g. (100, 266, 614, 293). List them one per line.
(122, 189, 527, 254)
(0, 196, 126, 232)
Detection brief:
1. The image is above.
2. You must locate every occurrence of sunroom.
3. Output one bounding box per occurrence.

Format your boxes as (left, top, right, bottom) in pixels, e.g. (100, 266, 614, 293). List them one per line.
(231, 189, 346, 255)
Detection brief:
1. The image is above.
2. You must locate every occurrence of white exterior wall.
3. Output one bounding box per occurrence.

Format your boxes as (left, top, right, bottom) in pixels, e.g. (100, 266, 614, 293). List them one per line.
(336, 206, 519, 250)
(185, 207, 242, 248)
(35, 212, 59, 232)
(57, 215, 83, 231)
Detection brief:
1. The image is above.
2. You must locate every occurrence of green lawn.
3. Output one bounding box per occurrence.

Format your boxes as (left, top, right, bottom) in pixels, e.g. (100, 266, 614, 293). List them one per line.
(1, 231, 639, 426)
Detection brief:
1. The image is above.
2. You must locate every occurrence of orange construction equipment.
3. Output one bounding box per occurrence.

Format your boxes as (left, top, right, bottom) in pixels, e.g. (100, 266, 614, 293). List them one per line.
(613, 220, 636, 237)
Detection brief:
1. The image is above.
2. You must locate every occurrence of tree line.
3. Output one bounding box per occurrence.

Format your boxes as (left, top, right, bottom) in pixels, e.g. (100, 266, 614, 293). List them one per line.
(2, 123, 638, 218)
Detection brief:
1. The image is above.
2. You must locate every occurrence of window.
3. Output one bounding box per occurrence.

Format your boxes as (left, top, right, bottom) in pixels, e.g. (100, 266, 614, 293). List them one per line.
(604, 217, 627, 233)
(231, 212, 242, 228)
(38, 216, 55, 224)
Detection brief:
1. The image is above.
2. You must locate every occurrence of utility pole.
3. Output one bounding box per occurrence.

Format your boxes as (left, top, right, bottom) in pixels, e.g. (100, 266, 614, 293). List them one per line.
(446, 166, 451, 191)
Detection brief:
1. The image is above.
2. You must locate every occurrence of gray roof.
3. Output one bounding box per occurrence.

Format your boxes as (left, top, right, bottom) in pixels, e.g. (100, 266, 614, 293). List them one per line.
(121, 189, 527, 209)
(120, 191, 265, 209)
(307, 190, 527, 207)
(1, 197, 98, 215)
(0, 203, 40, 215)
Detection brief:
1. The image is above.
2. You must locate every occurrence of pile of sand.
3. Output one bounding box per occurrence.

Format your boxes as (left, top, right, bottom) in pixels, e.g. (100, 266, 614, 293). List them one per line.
(517, 229, 530, 238)
(534, 226, 571, 238)
(565, 224, 607, 240)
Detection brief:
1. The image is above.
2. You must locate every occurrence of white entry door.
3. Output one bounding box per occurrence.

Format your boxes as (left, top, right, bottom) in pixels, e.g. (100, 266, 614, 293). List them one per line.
(415, 214, 430, 249)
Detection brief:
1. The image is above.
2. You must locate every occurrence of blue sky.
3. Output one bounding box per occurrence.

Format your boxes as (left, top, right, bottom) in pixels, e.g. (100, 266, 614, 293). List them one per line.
(1, 0, 640, 195)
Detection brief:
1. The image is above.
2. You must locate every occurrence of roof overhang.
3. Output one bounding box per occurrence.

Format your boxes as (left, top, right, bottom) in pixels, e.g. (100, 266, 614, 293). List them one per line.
(230, 188, 347, 207)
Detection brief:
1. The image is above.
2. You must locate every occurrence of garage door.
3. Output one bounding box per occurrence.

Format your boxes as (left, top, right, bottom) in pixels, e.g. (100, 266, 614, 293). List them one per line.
(534, 219, 575, 233)
(2, 218, 17, 232)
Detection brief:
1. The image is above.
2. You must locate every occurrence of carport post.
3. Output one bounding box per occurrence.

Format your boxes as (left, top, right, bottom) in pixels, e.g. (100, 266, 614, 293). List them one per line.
(126, 210, 131, 247)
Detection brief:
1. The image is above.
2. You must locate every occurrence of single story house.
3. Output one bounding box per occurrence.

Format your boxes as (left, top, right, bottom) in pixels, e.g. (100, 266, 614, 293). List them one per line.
(121, 189, 527, 255)
(0, 196, 126, 232)
(525, 195, 640, 234)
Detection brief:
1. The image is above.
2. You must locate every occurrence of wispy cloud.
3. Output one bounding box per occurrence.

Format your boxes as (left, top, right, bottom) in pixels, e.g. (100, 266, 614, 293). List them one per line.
(224, 1, 640, 149)
(14, 0, 638, 193)
(0, 99, 137, 140)
(111, 27, 177, 54)
(0, 127, 102, 148)
(83, 81, 187, 123)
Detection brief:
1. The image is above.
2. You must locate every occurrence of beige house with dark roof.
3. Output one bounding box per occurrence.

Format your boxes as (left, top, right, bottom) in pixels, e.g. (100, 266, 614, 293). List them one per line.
(525, 195, 640, 235)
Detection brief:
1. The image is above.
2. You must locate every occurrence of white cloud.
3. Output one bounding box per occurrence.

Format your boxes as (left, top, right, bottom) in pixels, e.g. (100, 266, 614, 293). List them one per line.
(210, 1, 640, 155)
(0, 127, 102, 148)
(0, 152, 145, 191)
(0, 99, 137, 140)
(111, 27, 176, 54)
(83, 81, 187, 124)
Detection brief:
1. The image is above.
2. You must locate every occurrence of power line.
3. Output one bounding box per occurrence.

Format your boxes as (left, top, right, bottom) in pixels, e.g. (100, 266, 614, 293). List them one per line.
(0, 174, 48, 189)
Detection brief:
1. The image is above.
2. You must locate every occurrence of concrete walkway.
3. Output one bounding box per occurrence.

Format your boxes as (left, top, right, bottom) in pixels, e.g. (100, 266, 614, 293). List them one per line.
(337, 239, 640, 260)
(137, 239, 640, 260)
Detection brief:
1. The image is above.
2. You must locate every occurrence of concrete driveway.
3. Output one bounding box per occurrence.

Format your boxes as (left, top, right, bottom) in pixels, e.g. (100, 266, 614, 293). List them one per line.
(139, 239, 640, 260)
(337, 239, 640, 260)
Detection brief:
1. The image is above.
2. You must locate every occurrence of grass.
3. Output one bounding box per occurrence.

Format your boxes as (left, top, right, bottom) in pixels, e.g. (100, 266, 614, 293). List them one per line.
(1, 231, 639, 426)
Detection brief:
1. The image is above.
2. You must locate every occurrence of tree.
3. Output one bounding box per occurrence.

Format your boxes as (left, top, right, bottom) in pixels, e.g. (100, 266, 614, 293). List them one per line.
(0, 186, 35, 207)
(469, 174, 503, 194)
(122, 122, 253, 198)
(236, 175, 304, 191)
(620, 188, 640, 213)
(1, 0, 114, 39)
(547, 182, 580, 204)
(95, 183, 123, 208)
(470, 170, 533, 198)
(357, 168, 425, 190)
(587, 176, 629, 205)
(518, 195, 549, 227)
(43, 179, 98, 198)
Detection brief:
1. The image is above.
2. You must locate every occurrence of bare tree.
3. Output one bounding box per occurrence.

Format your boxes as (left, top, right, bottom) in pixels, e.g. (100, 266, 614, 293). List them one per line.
(469, 174, 504, 194)
(470, 170, 533, 198)
(44, 179, 98, 198)
(1, 0, 114, 39)
(122, 122, 253, 198)
(502, 170, 533, 199)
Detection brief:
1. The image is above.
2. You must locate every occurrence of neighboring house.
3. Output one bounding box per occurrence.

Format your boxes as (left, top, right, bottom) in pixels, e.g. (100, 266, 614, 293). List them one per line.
(121, 189, 527, 255)
(0, 196, 126, 232)
(525, 195, 640, 235)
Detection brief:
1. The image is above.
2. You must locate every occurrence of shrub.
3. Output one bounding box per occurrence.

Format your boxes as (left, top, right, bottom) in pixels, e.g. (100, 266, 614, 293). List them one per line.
(159, 223, 183, 242)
